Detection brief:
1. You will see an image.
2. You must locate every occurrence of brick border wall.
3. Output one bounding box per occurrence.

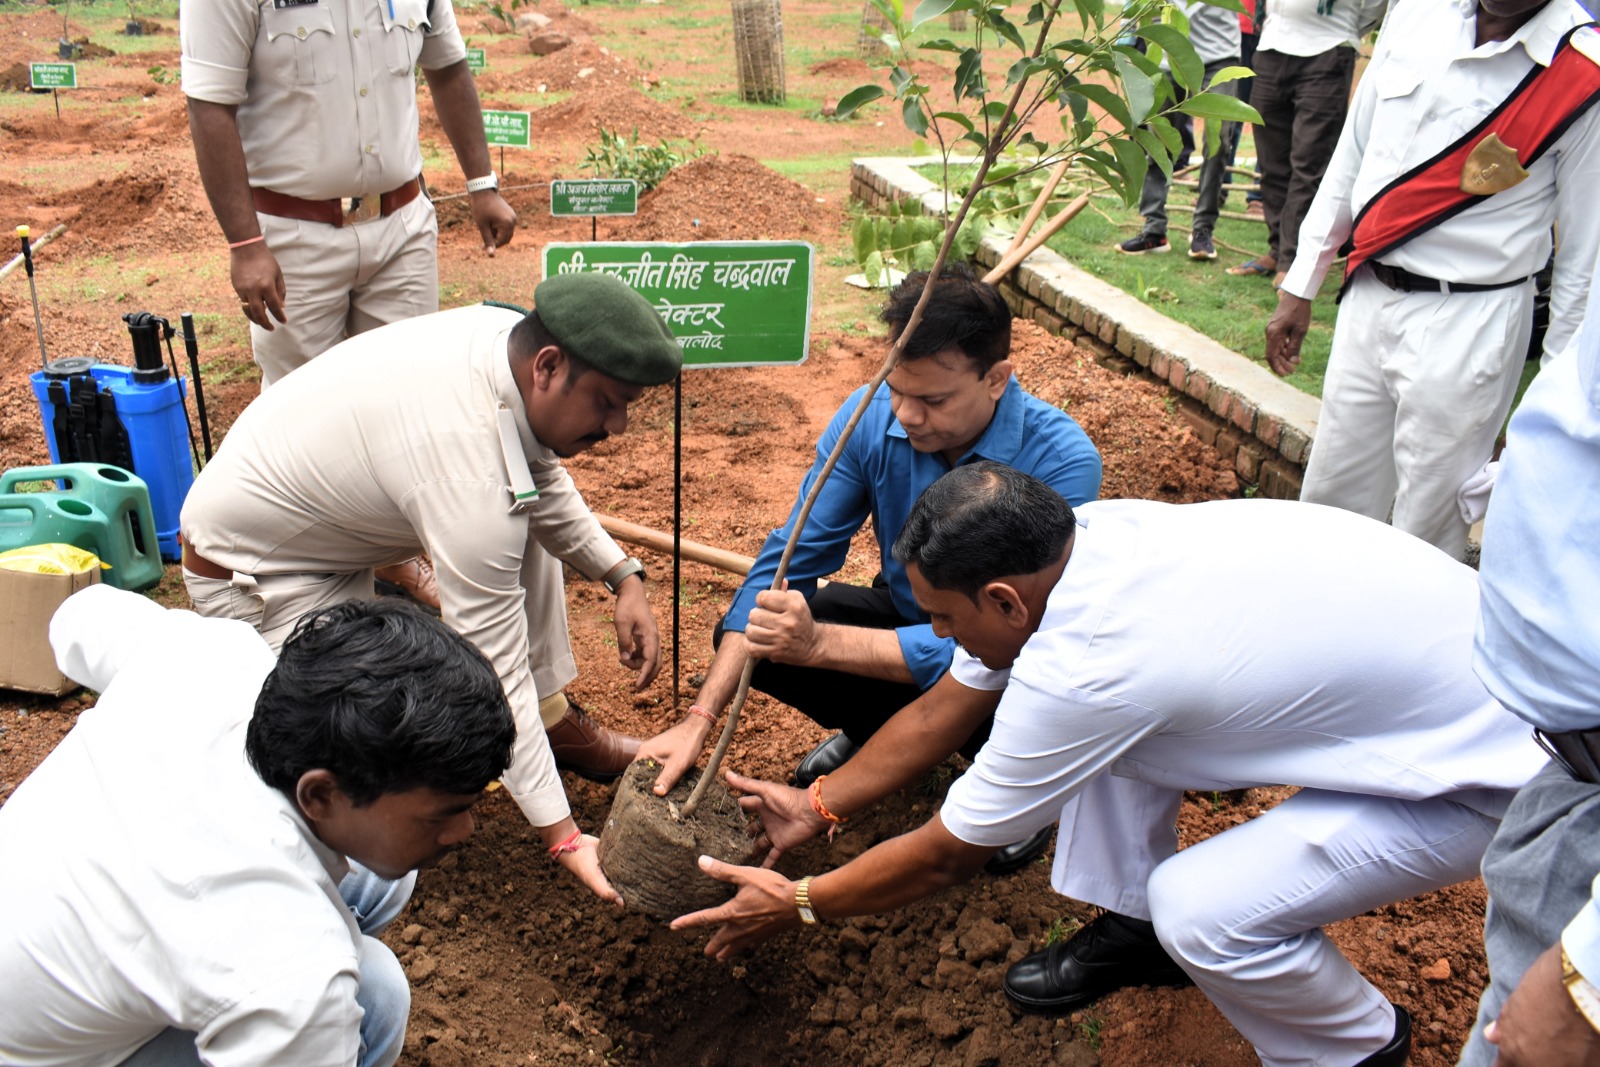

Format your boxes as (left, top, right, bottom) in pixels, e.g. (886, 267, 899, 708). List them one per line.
(850, 156, 1321, 499)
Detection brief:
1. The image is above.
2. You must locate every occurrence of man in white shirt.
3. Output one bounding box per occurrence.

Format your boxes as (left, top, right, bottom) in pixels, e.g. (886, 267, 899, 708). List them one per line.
(676, 462, 1544, 1067)
(0, 587, 617, 1067)
(1226, 0, 1384, 281)
(1265, 0, 1600, 560)
(1458, 260, 1600, 1066)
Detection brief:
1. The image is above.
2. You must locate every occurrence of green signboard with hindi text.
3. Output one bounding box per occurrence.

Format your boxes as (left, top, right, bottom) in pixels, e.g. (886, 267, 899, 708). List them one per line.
(466, 48, 486, 73)
(550, 178, 639, 217)
(481, 110, 530, 148)
(542, 241, 813, 369)
(30, 63, 77, 89)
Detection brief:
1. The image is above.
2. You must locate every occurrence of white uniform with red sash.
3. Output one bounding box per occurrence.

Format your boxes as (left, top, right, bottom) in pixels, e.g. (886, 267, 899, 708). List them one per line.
(1282, 0, 1600, 560)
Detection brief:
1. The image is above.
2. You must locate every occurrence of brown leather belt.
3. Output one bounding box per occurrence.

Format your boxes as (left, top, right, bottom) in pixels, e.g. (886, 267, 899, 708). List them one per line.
(251, 176, 423, 228)
(182, 541, 234, 582)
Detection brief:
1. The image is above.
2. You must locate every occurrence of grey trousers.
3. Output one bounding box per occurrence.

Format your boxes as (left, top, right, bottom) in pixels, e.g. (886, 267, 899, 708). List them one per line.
(1139, 57, 1241, 238)
(1459, 761, 1600, 1065)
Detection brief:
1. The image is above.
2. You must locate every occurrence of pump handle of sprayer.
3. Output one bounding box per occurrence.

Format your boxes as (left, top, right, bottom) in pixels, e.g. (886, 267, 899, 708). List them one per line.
(17, 225, 34, 278)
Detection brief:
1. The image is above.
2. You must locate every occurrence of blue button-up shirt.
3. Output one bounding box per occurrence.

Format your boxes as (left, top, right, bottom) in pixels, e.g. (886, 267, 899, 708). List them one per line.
(723, 376, 1103, 689)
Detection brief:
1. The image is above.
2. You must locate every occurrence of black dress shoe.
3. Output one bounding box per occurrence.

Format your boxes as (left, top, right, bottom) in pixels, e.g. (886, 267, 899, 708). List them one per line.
(794, 732, 859, 787)
(1356, 1004, 1411, 1067)
(1005, 911, 1193, 1014)
(984, 824, 1054, 875)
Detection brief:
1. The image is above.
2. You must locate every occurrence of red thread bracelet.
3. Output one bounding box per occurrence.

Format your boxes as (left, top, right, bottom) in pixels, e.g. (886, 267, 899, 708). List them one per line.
(810, 775, 847, 825)
(228, 235, 265, 250)
(547, 829, 584, 857)
(687, 705, 717, 726)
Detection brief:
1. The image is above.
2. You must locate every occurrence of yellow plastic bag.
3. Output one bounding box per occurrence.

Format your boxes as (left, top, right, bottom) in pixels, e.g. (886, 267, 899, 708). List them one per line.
(0, 543, 109, 575)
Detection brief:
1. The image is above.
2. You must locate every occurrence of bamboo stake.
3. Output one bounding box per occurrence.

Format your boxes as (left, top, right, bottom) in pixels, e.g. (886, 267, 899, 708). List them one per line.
(1002, 157, 1071, 258)
(598, 515, 756, 576)
(982, 191, 1089, 283)
(0, 224, 67, 283)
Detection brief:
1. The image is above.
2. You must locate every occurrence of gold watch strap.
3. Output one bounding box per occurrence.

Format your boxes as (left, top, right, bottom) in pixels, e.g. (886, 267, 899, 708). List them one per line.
(795, 875, 818, 925)
(1562, 946, 1600, 1033)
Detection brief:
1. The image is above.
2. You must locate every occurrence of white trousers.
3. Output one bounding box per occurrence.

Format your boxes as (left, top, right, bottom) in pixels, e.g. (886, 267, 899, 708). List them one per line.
(1054, 775, 1502, 1066)
(1299, 272, 1533, 560)
(252, 194, 439, 387)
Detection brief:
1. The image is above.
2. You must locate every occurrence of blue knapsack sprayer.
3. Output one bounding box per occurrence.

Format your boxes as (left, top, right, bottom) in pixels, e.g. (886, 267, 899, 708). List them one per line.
(18, 225, 214, 563)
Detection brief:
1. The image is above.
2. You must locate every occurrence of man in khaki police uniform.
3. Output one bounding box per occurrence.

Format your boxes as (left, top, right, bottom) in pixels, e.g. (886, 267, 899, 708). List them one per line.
(179, 271, 681, 832)
(180, 0, 518, 387)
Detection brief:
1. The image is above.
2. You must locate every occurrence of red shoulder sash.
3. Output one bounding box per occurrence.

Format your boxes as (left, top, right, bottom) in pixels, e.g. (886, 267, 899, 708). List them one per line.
(1341, 24, 1600, 286)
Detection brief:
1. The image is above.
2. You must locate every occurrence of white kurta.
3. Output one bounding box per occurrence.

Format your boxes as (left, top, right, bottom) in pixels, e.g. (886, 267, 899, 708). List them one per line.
(938, 498, 1544, 1065)
(0, 587, 364, 1067)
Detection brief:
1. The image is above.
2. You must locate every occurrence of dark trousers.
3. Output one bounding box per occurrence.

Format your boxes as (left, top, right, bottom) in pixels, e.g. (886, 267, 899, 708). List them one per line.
(1249, 46, 1356, 270)
(713, 576, 992, 759)
(1140, 57, 1242, 237)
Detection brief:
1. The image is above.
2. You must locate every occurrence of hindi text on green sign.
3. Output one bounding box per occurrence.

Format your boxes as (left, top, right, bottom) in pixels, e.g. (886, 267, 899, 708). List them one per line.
(542, 241, 813, 370)
(30, 63, 77, 89)
(481, 110, 530, 148)
(550, 179, 639, 218)
(466, 48, 486, 73)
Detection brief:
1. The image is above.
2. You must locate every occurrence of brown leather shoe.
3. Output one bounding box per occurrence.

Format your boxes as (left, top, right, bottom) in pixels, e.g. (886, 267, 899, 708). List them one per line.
(374, 556, 440, 615)
(546, 701, 640, 781)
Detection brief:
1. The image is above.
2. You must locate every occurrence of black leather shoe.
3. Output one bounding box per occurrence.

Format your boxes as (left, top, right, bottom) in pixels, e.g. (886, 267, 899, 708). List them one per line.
(984, 824, 1053, 875)
(1356, 1004, 1411, 1067)
(794, 732, 859, 787)
(1004, 911, 1193, 1014)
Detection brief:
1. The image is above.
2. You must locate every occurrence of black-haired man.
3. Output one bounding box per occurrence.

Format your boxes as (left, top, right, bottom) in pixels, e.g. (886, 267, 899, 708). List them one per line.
(680, 462, 1543, 1067)
(0, 588, 608, 1067)
(641, 266, 1102, 873)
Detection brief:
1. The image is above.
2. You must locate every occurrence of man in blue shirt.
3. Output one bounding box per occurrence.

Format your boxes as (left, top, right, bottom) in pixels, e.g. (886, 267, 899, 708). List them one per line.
(640, 265, 1102, 872)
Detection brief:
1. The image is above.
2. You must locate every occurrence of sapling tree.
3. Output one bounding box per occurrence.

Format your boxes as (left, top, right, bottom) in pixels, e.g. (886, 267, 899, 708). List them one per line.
(682, 0, 1259, 815)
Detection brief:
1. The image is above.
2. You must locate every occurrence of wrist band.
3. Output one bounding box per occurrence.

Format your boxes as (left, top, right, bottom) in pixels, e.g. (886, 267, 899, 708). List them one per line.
(687, 704, 717, 726)
(809, 775, 847, 841)
(547, 829, 584, 858)
(465, 172, 499, 193)
(228, 235, 265, 250)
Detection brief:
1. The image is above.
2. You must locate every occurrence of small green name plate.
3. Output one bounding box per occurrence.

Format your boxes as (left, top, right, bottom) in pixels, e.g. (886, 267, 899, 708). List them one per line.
(30, 62, 77, 89)
(481, 110, 530, 147)
(466, 47, 486, 73)
(543, 241, 814, 370)
(550, 179, 639, 218)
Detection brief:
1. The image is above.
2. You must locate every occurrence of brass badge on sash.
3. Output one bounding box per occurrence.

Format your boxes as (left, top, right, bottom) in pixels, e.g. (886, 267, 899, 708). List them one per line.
(1461, 133, 1530, 195)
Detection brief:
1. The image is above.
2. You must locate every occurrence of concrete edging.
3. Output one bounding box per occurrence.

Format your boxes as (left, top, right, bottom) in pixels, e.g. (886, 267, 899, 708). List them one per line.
(849, 155, 1319, 498)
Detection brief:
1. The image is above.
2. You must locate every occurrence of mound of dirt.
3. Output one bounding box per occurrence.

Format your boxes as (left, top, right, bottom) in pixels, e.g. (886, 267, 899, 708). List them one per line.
(527, 86, 699, 143)
(509, 40, 645, 93)
(610, 154, 838, 242)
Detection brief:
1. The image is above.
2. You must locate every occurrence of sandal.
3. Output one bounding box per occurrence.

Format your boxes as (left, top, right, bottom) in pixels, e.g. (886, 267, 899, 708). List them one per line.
(1226, 257, 1276, 277)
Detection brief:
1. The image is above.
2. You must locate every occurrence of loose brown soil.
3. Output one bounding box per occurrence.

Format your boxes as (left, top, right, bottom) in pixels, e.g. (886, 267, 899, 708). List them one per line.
(0, 2, 1489, 1064)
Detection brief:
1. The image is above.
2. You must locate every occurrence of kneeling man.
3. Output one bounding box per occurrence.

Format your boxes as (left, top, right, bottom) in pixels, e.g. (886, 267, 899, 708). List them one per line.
(678, 463, 1543, 1067)
(0, 587, 616, 1067)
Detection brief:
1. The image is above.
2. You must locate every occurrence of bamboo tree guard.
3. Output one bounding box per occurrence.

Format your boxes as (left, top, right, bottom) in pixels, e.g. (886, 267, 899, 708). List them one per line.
(679, 9, 1091, 819)
(856, 0, 891, 59)
(731, 0, 786, 105)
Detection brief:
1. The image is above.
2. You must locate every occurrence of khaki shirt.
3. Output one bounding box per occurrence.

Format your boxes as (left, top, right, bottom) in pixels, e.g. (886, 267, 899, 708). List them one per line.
(181, 306, 628, 826)
(180, 0, 466, 200)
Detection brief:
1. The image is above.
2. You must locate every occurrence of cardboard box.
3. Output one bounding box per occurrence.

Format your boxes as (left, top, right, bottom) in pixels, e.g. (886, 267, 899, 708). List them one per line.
(0, 566, 101, 695)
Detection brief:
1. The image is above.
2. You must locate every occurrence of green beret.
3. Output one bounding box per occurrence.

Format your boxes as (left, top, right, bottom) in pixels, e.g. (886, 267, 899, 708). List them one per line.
(534, 272, 683, 386)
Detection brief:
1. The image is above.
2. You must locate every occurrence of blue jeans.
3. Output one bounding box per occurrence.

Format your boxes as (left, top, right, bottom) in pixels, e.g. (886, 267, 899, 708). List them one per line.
(117, 865, 414, 1067)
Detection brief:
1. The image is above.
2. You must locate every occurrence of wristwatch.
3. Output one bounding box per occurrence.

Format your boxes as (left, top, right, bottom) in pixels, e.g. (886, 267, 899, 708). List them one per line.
(795, 875, 818, 925)
(1562, 945, 1600, 1033)
(602, 557, 645, 595)
(465, 172, 499, 194)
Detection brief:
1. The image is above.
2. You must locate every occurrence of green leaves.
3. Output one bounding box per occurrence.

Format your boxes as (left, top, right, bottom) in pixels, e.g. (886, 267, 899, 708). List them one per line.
(1112, 51, 1156, 125)
(1136, 24, 1203, 93)
(1176, 90, 1262, 125)
(1064, 82, 1133, 132)
(954, 47, 987, 100)
(835, 84, 887, 120)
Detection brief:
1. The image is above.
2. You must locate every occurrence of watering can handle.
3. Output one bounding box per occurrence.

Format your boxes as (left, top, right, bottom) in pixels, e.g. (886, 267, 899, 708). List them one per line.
(0, 465, 77, 495)
(0, 494, 49, 520)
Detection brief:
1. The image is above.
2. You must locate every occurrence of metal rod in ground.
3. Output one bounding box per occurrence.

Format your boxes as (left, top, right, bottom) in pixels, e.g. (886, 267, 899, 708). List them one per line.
(672, 373, 683, 709)
(16, 226, 49, 369)
(0, 223, 67, 282)
(180, 312, 214, 461)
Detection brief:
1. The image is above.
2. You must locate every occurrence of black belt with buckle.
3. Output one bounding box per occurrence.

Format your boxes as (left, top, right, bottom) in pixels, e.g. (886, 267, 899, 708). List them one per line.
(1536, 728, 1600, 785)
(1369, 261, 1532, 295)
